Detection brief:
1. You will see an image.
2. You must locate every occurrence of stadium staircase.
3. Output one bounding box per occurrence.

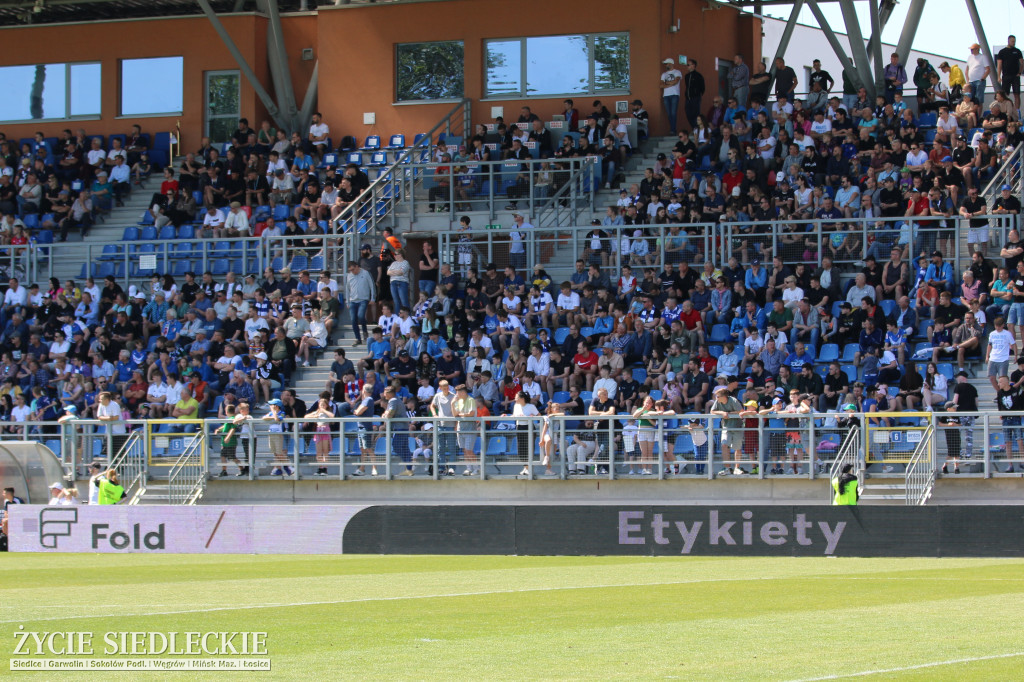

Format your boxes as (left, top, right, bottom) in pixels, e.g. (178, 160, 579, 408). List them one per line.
(43, 182, 156, 284)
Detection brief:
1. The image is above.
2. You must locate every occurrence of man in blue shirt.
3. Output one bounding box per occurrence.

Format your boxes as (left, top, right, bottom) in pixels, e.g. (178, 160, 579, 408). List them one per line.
(745, 260, 768, 303)
(784, 341, 815, 372)
(925, 250, 955, 293)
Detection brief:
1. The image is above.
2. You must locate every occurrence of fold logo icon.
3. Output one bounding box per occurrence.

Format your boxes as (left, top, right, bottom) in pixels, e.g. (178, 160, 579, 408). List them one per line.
(39, 507, 78, 548)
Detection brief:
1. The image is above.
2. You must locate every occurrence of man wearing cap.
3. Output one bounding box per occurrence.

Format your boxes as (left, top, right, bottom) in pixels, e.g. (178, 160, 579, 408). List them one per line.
(222, 201, 249, 239)
(992, 184, 1022, 221)
(660, 58, 683, 135)
(966, 42, 991, 104)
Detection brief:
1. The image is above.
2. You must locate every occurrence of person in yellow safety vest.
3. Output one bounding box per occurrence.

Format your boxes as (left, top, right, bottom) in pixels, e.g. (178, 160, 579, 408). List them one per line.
(97, 469, 126, 505)
(832, 463, 860, 505)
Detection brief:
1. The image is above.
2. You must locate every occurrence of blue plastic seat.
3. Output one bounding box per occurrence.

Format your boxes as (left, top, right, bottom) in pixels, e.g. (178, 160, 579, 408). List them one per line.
(370, 151, 387, 166)
(158, 224, 176, 241)
(178, 224, 195, 240)
(709, 324, 730, 343)
(841, 364, 857, 383)
(387, 134, 406, 149)
(346, 152, 363, 166)
(817, 343, 839, 363)
(361, 135, 381, 151)
(121, 226, 139, 241)
(841, 344, 858, 362)
(140, 225, 157, 241)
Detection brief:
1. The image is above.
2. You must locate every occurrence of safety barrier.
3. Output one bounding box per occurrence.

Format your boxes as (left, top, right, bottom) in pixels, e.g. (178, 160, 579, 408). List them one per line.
(35, 411, 1024, 484)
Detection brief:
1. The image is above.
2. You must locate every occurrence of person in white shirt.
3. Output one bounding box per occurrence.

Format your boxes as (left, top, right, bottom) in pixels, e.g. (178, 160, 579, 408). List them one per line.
(86, 138, 106, 170)
(987, 316, 1016, 390)
(308, 112, 330, 158)
(147, 379, 169, 417)
(935, 106, 959, 145)
(809, 111, 832, 139)
(526, 344, 550, 381)
(3, 278, 27, 324)
(316, 271, 339, 297)
(201, 206, 226, 238)
(10, 394, 31, 423)
(661, 57, 683, 135)
(222, 201, 250, 238)
(244, 309, 269, 342)
(780, 277, 805, 310)
(164, 375, 185, 406)
(270, 169, 295, 207)
(108, 156, 131, 205)
(966, 43, 991, 104)
(556, 283, 581, 326)
(468, 328, 494, 359)
(608, 115, 631, 149)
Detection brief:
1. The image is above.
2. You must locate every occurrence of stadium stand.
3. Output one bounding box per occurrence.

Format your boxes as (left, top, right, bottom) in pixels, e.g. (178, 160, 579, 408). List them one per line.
(2, 73, 1023, 491)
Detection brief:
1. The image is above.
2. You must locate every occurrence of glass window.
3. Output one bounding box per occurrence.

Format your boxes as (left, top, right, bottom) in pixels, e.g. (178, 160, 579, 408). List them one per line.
(0, 62, 100, 122)
(396, 41, 464, 102)
(484, 33, 629, 98)
(120, 57, 184, 116)
(485, 40, 522, 97)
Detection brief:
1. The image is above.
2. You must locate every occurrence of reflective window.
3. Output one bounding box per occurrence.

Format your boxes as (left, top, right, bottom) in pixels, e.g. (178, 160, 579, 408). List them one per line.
(396, 41, 464, 102)
(120, 57, 184, 116)
(0, 62, 100, 122)
(485, 40, 522, 97)
(485, 33, 629, 98)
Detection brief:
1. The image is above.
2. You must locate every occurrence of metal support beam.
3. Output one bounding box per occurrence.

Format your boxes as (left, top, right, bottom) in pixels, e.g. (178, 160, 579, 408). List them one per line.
(297, 61, 319, 133)
(195, 0, 289, 131)
(867, 0, 885, 94)
(893, 0, 927, 68)
(261, 0, 299, 132)
(836, 0, 875, 97)
(864, 0, 896, 64)
(806, 1, 860, 90)
(768, 0, 803, 96)
(232, 0, 246, 11)
(965, 0, 1002, 97)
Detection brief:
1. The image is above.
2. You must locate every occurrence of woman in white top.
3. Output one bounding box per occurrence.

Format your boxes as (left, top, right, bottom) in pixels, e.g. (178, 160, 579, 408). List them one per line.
(921, 362, 949, 410)
(512, 391, 540, 469)
(297, 309, 329, 367)
(534, 401, 563, 477)
(387, 250, 412, 311)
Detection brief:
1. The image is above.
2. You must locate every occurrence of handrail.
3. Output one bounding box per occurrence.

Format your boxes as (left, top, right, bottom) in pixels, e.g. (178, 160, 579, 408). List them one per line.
(534, 158, 598, 230)
(905, 424, 936, 506)
(167, 430, 207, 505)
(827, 425, 861, 502)
(330, 98, 470, 263)
(107, 430, 147, 505)
(981, 143, 1024, 200)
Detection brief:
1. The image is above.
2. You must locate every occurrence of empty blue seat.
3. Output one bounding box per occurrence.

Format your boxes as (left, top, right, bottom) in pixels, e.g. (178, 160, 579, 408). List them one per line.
(841, 364, 857, 383)
(99, 244, 122, 260)
(158, 224, 176, 241)
(818, 343, 839, 363)
(387, 134, 406, 149)
(172, 260, 192, 276)
(121, 226, 139, 241)
(319, 152, 338, 169)
(361, 135, 381, 151)
(370, 151, 387, 166)
(272, 205, 289, 221)
(841, 344, 858, 362)
(346, 152, 363, 166)
(139, 225, 157, 241)
(709, 324, 730, 343)
(211, 259, 229, 275)
(22, 214, 40, 230)
(178, 224, 195, 240)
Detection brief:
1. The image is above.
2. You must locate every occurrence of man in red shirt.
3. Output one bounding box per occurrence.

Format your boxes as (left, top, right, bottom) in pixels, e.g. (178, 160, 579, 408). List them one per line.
(696, 345, 718, 376)
(678, 300, 705, 353)
(572, 340, 600, 391)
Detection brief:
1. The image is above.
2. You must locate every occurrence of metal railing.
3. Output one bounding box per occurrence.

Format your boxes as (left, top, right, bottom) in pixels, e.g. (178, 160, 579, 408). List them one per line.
(981, 144, 1024, 204)
(905, 424, 936, 506)
(826, 424, 861, 502)
(22, 409, 1024, 489)
(34, 235, 268, 289)
(330, 99, 471, 267)
(398, 156, 598, 224)
(107, 430, 146, 505)
(167, 430, 207, 505)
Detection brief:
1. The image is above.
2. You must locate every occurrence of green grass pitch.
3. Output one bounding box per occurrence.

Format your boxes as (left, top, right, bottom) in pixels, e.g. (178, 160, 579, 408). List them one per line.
(2, 554, 1023, 680)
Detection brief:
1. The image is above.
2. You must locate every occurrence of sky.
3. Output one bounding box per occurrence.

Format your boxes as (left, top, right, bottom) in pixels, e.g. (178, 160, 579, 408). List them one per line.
(750, 0, 1023, 60)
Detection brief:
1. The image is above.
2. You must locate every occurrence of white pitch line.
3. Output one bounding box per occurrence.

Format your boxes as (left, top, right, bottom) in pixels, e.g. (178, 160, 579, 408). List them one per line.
(788, 651, 1024, 681)
(4, 575, 1023, 625)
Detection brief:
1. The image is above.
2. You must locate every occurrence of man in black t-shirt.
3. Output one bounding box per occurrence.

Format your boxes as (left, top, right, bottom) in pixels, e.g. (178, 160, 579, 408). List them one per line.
(992, 185, 1022, 220)
(996, 374, 1024, 472)
(952, 370, 978, 460)
(959, 186, 990, 254)
(997, 35, 1024, 108)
